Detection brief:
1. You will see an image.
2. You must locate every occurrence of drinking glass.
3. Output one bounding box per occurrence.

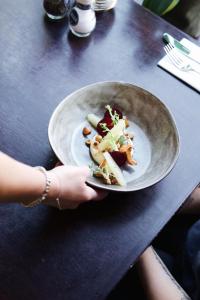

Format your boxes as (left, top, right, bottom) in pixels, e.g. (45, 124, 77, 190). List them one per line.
(93, 0, 117, 11)
(43, 0, 69, 20)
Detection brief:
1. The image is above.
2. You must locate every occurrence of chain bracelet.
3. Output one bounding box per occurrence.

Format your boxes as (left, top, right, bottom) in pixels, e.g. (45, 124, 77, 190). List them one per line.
(21, 166, 51, 208)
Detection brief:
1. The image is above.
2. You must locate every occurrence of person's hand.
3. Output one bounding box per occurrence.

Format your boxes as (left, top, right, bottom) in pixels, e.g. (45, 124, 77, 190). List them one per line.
(45, 165, 108, 209)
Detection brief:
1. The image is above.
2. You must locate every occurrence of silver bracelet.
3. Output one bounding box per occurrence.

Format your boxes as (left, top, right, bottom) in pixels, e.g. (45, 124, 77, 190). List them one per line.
(56, 197, 62, 210)
(21, 166, 51, 208)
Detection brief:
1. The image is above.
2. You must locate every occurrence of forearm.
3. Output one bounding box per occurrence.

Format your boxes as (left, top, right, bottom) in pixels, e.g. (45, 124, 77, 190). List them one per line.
(136, 247, 191, 300)
(178, 186, 200, 214)
(0, 152, 56, 204)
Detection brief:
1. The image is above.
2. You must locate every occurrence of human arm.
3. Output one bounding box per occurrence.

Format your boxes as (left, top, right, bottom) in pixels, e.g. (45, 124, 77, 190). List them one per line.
(0, 152, 107, 209)
(178, 185, 200, 214)
(136, 246, 191, 300)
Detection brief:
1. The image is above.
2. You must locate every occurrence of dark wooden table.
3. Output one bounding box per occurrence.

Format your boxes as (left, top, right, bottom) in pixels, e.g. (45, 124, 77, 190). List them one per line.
(0, 1, 200, 300)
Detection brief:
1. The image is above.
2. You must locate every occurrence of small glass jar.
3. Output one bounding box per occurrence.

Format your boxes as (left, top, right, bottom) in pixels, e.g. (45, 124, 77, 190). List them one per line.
(93, 0, 117, 11)
(43, 0, 69, 20)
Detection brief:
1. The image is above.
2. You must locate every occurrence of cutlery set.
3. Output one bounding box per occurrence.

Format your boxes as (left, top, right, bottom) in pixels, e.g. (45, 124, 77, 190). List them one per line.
(164, 43, 200, 75)
(162, 33, 200, 76)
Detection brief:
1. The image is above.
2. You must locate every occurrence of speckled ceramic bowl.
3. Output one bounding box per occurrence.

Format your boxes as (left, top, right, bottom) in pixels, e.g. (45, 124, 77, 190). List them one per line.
(48, 81, 180, 192)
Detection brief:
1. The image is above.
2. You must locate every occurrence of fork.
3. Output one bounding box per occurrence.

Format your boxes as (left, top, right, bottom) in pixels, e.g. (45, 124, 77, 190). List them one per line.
(164, 43, 200, 75)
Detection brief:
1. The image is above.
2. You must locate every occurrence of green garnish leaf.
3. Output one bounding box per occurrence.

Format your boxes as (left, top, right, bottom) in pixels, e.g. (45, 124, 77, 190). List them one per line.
(105, 105, 119, 125)
(118, 135, 126, 145)
(100, 122, 110, 133)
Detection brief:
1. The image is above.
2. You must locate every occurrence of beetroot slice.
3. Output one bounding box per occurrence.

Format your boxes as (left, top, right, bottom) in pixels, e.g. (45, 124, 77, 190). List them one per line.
(97, 116, 113, 137)
(97, 106, 123, 137)
(110, 151, 127, 167)
(104, 106, 123, 120)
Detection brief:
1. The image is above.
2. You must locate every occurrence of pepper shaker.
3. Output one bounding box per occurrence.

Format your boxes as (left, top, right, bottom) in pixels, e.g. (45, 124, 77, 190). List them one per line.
(69, 0, 96, 37)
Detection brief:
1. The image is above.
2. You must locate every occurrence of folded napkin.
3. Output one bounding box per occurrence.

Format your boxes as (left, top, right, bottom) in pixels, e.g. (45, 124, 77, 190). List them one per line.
(158, 38, 200, 93)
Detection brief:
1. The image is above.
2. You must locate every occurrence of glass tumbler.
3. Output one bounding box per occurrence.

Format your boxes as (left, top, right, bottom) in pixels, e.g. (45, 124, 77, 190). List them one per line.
(43, 0, 69, 20)
(93, 0, 117, 11)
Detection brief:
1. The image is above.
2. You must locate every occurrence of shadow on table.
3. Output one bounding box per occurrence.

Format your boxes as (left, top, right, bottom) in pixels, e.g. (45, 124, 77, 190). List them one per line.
(66, 7, 115, 63)
(94, 9, 116, 42)
(43, 14, 69, 40)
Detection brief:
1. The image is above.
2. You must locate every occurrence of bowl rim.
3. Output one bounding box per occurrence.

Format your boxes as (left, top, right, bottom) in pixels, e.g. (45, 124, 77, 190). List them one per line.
(48, 80, 180, 192)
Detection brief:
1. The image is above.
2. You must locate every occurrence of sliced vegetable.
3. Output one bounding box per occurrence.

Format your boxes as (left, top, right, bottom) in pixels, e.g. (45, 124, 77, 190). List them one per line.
(110, 151, 127, 166)
(98, 119, 125, 152)
(103, 152, 126, 186)
(119, 144, 137, 165)
(86, 105, 137, 186)
(97, 116, 113, 137)
(97, 105, 123, 136)
(90, 136, 104, 165)
(87, 114, 101, 128)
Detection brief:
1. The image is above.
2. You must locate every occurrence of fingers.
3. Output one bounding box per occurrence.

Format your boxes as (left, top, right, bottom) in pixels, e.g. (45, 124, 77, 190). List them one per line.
(55, 160, 62, 167)
(84, 185, 109, 201)
(80, 167, 109, 201)
(48, 165, 108, 210)
(94, 188, 109, 201)
(79, 166, 90, 178)
(52, 187, 108, 210)
(56, 198, 79, 210)
(53, 165, 90, 179)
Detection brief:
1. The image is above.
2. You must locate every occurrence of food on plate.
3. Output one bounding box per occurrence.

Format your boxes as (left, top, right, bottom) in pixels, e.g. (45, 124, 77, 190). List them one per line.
(82, 127, 92, 136)
(84, 105, 137, 186)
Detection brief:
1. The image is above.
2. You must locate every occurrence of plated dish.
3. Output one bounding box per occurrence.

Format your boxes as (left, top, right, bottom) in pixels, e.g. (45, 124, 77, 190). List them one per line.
(48, 81, 180, 192)
(83, 105, 137, 186)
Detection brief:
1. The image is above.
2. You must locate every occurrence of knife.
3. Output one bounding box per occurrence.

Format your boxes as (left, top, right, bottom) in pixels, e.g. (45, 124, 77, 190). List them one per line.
(163, 33, 200, 65)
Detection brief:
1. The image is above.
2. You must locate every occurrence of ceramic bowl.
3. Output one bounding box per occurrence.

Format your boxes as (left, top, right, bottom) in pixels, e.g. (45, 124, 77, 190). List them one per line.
(48, 81, 180, 192)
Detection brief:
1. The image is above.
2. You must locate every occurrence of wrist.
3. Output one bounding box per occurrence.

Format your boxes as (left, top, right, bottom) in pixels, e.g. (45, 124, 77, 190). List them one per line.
(21, 167, 59, 207)
(20, 166, 46, 205)
(45, 171, 60, 202)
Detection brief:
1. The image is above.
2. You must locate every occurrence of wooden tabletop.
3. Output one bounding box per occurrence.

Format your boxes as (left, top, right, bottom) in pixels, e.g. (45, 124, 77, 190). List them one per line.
(0, 1, 200, 299)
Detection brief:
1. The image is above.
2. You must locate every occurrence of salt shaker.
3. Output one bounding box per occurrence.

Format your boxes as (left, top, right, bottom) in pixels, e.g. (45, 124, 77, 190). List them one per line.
(69, 0, 96, 37)
(43, 0, 69, 20)
(93, 0, 117, 11)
